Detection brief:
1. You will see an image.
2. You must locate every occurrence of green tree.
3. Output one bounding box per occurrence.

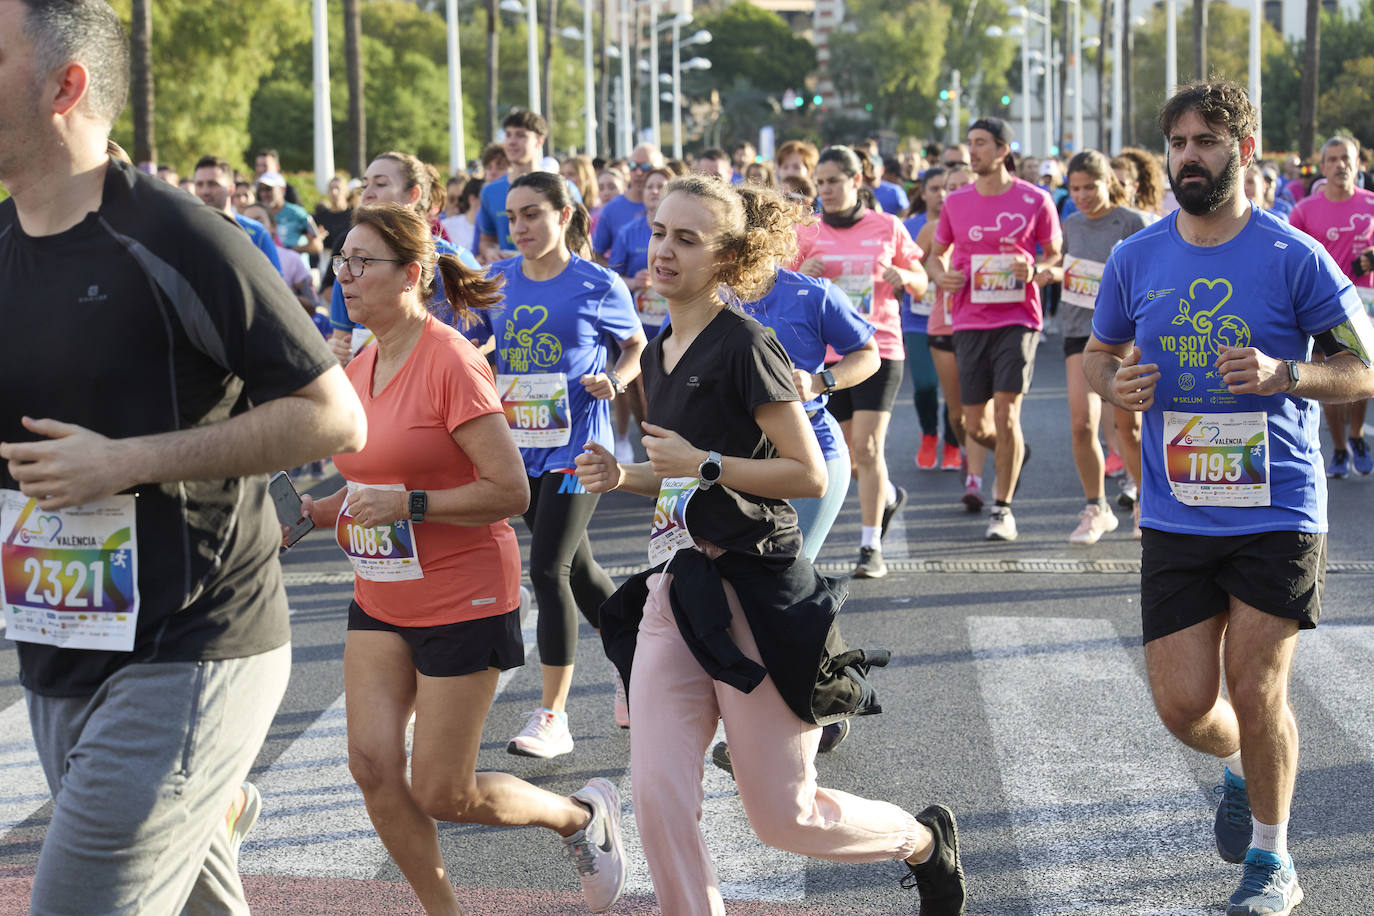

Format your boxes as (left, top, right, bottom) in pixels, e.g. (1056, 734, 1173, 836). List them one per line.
(691, 3, 817, 102)
(1318, 56, 1374, 147)
(826, 0, 949, 137)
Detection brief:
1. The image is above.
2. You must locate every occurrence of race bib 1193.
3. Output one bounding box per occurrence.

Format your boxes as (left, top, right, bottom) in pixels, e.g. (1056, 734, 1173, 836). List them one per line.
(1162, 411, 1270, 507)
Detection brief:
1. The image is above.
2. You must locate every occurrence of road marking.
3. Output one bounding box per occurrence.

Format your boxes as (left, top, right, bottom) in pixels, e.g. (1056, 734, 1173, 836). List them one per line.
(617, 721, 804, 901)
(883, 507, 909, 560)
(968, 616, 1217, 914)
(240, 591, 540, 877)
(0, 698, 49, 837)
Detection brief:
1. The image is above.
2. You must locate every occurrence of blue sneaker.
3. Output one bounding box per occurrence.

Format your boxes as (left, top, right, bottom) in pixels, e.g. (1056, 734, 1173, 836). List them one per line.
(1214, 767, 1251, 864)
(1227, 849, 1303, 916)
(1349, 437, 1374, 475)
(1326, 449, 1350, 479)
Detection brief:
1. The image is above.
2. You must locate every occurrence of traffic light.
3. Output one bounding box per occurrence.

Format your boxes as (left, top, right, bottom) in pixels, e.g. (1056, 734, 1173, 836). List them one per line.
(1001, 94, 1012, 106)
(939, 89, 949, 101)
(793, 95, 804, 108)
(864, 103, 873, 111)
(812, 94, 823, 106)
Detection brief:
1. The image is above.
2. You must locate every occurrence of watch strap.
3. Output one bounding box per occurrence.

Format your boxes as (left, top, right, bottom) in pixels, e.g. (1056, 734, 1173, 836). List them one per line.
(409, 490, 427, 523)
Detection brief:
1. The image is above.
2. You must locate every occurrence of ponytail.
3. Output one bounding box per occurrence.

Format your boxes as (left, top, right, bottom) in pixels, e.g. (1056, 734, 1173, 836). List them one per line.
(434, 253, 505, 328)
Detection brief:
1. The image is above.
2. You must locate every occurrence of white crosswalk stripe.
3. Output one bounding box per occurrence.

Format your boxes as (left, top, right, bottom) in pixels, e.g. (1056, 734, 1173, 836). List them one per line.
(0, 698, 49, 838)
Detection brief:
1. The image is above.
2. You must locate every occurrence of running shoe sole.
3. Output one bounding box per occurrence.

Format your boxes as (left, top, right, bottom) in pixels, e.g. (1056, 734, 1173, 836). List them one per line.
(229, 781, 262, 862)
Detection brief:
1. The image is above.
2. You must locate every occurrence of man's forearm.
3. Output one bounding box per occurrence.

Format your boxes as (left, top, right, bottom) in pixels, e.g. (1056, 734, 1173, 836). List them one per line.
(1083, 350, 1125, 407)
(1292, 353, 1374, 403)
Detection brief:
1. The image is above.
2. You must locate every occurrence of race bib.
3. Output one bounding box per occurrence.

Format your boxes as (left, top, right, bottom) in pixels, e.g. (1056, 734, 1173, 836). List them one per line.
(335, 482, 423, 582)
(1162, 411, 1270, 507)
(1061, 256, 1105, 309)
(495, 372, 572, 448)
(824, 256, 876, 316)
(970, 254, 1025, 303)
(350, 325, 376, 356)
(910, 285, 935, 318)
(1, 489, 139, 651)
(636, 288, 670, 326)
(648, 477, 698, 566)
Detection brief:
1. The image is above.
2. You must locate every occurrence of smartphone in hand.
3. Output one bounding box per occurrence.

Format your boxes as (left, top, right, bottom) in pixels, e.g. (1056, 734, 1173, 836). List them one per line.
(270, 471, 315, 552)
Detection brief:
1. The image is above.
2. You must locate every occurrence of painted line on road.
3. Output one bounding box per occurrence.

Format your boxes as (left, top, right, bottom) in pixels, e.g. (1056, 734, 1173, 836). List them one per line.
(0, 698, 50, 839)
(240, 591, 541, 878)
(617, 721, 805, 902)
(968, 616, 1217, 914)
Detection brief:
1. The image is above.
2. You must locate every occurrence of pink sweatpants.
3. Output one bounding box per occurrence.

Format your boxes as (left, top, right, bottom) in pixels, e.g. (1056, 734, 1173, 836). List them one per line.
(629, 571, 923, 915)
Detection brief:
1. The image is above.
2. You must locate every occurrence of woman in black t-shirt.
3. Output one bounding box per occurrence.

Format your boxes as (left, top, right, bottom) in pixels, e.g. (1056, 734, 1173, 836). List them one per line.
(574, 176, 967, 914)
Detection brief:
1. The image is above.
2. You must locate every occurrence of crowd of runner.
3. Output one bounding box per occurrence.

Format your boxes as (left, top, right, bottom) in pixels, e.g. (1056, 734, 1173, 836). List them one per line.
(5, 2, 1374, 916)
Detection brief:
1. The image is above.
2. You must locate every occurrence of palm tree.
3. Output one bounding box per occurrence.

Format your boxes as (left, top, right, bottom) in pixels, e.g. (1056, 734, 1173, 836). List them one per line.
(130, 0, 154, 165)
(1298, 0, 1320, 157)
(487, 0, 500, 142)
(344, 0, 366, 177)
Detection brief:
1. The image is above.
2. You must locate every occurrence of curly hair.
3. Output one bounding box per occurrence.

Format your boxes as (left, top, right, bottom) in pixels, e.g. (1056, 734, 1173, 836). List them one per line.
(1157, 80, 1258, 147)
(1114, 147, 1166, 214)
(660, 175, 815, 302)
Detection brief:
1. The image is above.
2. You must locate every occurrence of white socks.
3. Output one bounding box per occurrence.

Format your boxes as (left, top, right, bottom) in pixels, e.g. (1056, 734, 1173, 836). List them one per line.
(1251, 817, 1289, 861)
(1221, 749, 1245, 779)
(860, 525, 879, 548)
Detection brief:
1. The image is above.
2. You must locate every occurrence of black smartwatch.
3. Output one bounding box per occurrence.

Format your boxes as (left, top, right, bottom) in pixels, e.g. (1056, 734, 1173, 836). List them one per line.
(697, 450, 723, 490)
(408, 490, 428, 523)
(1284, 360, 1301, 393)
(819, 368, 837, 393)
(606, 370, 627, 395)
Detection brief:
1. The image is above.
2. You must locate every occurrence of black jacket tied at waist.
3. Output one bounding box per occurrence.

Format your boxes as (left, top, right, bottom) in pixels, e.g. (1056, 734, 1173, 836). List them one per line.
(598, 547, 890, 726)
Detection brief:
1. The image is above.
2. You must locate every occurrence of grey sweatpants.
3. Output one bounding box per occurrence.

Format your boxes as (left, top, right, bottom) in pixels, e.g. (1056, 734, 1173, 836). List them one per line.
(25, 643, 291, 916)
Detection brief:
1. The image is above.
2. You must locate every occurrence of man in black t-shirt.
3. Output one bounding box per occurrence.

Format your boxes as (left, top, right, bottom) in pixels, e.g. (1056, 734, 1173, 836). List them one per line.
(0, 3, 365, 912)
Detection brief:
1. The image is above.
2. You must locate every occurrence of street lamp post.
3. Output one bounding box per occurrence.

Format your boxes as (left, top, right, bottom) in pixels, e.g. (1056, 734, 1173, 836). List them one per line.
(527, 0, 540, 114)
(649, 1, 660, 147)
(619, 0, 632, 154)
(311, 0, 335, 192)
(561, 25, 597, 156)
(446, 0, 466, 175)
(670, 25, 710, 159)
(1110, 0, 1122, 153)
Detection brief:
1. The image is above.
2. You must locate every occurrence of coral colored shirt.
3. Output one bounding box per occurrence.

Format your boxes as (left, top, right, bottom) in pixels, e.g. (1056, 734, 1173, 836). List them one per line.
(333, 317, 522, 627)
(934, 177, 1061, 332)
(793, 210, 924, 361)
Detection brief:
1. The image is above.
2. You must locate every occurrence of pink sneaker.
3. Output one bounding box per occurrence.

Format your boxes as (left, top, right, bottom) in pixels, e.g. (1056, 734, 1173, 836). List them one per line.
(940, 442, 963, 471)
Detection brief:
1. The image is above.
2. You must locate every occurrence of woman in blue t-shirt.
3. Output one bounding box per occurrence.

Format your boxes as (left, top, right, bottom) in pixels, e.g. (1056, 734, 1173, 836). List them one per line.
(480, 171, 647, 756)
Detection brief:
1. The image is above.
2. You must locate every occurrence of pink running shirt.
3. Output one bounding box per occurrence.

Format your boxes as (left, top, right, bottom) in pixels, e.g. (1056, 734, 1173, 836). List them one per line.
(933, 177, 1061, 332)
(1288, 189, 1374, 293)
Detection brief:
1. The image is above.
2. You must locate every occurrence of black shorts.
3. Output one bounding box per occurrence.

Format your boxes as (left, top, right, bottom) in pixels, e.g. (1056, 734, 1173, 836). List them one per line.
(952, 326, 1039, 404)
(1139, 529, 1326, 643)
(927, 334, 955, 353)
(1063, 335, 1089, 358)
(827, 357, 905, 421)
(347, 601, 525, 677)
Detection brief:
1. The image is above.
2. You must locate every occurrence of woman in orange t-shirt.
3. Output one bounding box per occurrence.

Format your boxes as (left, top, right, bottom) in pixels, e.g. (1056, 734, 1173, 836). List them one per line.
(295, 203, 628, 913)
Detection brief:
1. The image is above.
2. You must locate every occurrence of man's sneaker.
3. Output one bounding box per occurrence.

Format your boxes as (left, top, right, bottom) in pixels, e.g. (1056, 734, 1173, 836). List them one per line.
(1214, 766, 1252, 863)
(1350, 437, 1374, 475)
(612, 672, 630, 729)
(227, 781, 262, 862)
(880, 485, 908, 540)
(711, 741, 734, 777)
(1104, 448, 1126, 478)
(508, 708, 575, 758)
(900, 804, 967, 916)
(1227, 849, 1303, 916)
(1326, 449, 1350, 479)
(986, 507, 1017, 541)
(563, 778, 628, 913)
(1117, 478, 1138, 509)
(817, 719, 850, 753)
(916, 435, 939, 470)
(940, 442, 963, 471)
(1069, 503, 1119, 545)
(613, 434, 635, 464)
(853, 545, 887, 579)
(961, 477, 984, 513)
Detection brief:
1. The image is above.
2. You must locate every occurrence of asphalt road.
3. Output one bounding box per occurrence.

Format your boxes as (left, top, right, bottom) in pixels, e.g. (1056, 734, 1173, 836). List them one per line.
(3, 328, 1373, 915)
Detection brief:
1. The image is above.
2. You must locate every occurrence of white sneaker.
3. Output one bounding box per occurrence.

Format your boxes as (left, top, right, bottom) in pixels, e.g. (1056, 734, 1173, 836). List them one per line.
(508, 708, 574, 758)
(227, 781, 261, 862)
(612, 672, 630, 729)
(985, 507, 1018, 541)
(613, 435, 635, 464)
(1069, 503, 1120, 545)
(562, 777, 627, 912)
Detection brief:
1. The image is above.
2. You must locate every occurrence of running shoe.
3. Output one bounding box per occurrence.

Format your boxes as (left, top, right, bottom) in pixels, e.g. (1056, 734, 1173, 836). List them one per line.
(940, 442, 963, 471)
(985, 507, 1018, 541)
(227, 781, 262, 863)
(612, 672, 630, 730)
(1326, 449, 1350, 479)
(508, 708, 575, 758)
(613, 434, 635, 465)
(817, 719, 850, 754)
(853, 546, 888, 579)
(1214, 766, 1252, 864)
(1104, 449, 1126, 478)
(1069, 503, 1120, 545)
(1349, 437, 1374, 475)
(563, 778, 628, 913)
(900, 804, 967, 916)
(711, 741, 734, 777)
(880, 485, 908, 540)
(916, 435, 939, 470)
(961, 477, 984, 513)
(1117, 478, 1138, 509)
(1227, 849, 1303, 916)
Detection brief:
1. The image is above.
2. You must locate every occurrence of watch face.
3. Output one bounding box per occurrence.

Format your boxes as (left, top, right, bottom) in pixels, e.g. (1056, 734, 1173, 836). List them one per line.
(701, 462, 721, 482)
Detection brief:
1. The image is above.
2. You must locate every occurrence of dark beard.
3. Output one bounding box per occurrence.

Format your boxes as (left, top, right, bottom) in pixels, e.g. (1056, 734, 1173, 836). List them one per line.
(1169, 148, 1241, 216)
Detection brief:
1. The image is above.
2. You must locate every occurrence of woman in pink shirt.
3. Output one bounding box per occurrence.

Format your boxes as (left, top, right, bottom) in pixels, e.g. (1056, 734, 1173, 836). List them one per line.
(794, 145, 927, 579)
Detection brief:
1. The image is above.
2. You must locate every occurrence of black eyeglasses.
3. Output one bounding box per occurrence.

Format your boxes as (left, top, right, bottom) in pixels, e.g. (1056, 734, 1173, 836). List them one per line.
(332, 255, 405, 278)
(942, 160, 969, 168)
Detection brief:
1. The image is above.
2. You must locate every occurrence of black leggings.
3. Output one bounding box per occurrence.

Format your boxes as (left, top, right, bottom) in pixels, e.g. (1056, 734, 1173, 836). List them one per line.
(522, 472, 616, 666)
